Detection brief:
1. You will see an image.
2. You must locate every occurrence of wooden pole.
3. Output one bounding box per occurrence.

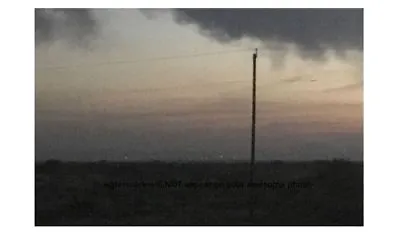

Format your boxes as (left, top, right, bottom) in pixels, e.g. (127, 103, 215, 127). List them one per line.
(250, 48, 258, 183)
(248, 48, 258, 220)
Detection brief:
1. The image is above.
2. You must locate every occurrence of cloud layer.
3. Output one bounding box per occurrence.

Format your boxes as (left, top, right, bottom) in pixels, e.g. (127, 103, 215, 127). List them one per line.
(35, 9, 363, 60)
(35, 8, 98, 46)
(168, 9, 363, 58)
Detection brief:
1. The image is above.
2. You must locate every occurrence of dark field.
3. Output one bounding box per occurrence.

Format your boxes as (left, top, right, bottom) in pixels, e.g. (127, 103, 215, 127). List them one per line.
(35, 160, 363, 226)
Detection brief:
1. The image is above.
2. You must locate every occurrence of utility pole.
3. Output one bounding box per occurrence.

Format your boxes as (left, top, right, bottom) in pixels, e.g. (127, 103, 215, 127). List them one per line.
(250, 48, 258, 183)
(248, 48, 258, 220)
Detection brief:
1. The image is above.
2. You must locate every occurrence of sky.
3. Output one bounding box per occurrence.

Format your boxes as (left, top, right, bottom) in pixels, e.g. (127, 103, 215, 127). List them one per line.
(35, 9, 363, 162)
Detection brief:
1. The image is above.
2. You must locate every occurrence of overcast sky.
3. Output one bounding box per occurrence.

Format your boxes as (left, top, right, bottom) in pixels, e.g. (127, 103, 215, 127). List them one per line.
(35, 9, 363, 161)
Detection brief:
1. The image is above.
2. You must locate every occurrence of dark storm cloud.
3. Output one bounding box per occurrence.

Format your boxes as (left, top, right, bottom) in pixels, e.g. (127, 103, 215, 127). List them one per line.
(35, 8, 98, 47)
(168, 9, 363, 57)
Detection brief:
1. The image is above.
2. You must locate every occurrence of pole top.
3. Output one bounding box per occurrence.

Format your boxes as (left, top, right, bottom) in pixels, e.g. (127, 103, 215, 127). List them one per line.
(253, 48, 258, 59)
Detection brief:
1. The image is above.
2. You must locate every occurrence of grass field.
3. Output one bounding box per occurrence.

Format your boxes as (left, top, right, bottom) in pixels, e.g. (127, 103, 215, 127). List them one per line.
(35, 159, 363, 226)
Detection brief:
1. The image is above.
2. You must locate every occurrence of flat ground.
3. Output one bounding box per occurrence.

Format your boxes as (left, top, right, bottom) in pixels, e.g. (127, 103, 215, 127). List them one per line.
(35, 160, 363, 226)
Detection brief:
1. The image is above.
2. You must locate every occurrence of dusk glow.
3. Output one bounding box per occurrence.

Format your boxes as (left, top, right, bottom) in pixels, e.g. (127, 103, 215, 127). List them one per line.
(35, 9, 363, 161)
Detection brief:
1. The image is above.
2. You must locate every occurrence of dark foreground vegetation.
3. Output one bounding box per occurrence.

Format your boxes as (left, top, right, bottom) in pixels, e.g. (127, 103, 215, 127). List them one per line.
(35, 159, 363, 226)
